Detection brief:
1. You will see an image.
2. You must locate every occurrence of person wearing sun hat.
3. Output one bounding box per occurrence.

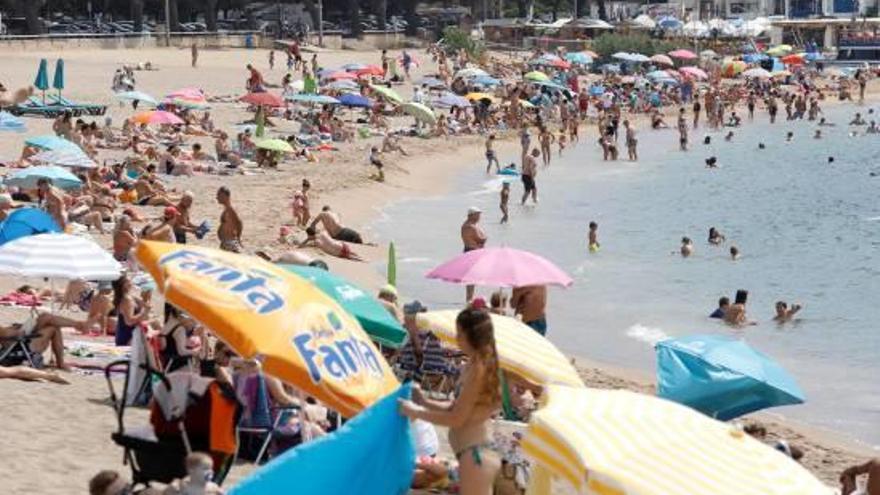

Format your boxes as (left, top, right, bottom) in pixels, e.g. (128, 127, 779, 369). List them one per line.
(461, 206, 487, 302)
(141, 206, 178, 243)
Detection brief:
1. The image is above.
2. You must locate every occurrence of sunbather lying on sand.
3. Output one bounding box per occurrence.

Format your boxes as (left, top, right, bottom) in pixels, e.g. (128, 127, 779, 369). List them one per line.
(298, 227, 364, 261)
(0, 366, 69, 384)
(0, 312, 85, 369)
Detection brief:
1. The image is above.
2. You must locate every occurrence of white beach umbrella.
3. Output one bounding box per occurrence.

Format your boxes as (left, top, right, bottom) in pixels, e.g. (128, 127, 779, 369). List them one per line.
(30, 149, 97, 169)
(0, 233, 121, 281)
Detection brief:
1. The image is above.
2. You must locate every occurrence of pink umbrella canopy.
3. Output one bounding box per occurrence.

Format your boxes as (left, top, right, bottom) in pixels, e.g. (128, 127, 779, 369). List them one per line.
(669, 49, 698, 60)
(130, 110, 185, 125)
(679, 66, 708, 80)
(239, 92, 284, 107)
(167, 87, 206, 101)
(650, 54, 674, 66)
(426, 246, 573, 288)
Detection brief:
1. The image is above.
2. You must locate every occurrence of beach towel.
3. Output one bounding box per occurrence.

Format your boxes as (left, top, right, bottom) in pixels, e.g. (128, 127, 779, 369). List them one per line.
(0, 292, 44, 307)
(230, 383, 413, 495)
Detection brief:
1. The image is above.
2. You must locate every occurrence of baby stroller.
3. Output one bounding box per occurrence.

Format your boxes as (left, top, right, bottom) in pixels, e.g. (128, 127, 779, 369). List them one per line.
(104, 359, 241, 489)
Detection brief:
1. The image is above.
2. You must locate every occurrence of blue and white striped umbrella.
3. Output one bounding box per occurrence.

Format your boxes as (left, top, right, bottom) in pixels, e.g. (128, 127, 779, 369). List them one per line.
(0, 233, 121, 281)
(286, 93, 340, 105)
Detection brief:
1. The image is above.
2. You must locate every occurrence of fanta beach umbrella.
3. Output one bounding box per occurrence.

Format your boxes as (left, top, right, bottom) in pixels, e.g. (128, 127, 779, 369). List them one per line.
(282, 265, 406, 348)
(135, 242, 399, 417)
(522, 386, 829, 495)
(416, 310, 583, 387)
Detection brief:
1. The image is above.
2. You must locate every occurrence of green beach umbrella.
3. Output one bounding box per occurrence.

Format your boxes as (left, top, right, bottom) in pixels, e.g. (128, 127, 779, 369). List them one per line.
(524, 70, 549, 82)
(282, 265, 407, 348)
(255, 138, 293, 153)
(387, 242, 397, 287)
(53, 59, 65, 97)
(34, 59, 50, 102)
(369, 84, 403, 104)
(255, 106, 266, 138)
(399, 102, 436, 124)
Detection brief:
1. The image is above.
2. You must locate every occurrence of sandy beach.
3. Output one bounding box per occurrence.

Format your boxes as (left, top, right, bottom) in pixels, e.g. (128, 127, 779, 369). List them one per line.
(0, 44, 876, 493)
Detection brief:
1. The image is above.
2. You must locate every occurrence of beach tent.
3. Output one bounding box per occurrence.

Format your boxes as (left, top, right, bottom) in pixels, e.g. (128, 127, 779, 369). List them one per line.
(134, 242, 400, 418)
(521, 386, 829, 495)
(656, 334, 805, 420)
(282, 265, 406, 348)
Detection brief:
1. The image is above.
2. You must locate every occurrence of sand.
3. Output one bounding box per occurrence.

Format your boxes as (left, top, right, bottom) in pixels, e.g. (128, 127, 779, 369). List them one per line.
(0, 45, 875, 494)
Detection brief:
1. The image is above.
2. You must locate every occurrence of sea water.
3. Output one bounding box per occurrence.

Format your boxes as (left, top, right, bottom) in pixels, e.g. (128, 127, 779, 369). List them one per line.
(371, 103, 880, 447)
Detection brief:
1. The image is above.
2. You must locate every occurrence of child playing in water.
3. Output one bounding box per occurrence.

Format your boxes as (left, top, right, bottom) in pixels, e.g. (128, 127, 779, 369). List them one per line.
(588, 221, 600, 252)
(500, 182, 510, 224)
(558, 128, 567, 156)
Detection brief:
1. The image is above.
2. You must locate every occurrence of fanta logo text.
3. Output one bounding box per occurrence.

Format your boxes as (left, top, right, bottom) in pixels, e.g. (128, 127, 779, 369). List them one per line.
(294, 331, 383, 384)
(159, 250, 284, 315)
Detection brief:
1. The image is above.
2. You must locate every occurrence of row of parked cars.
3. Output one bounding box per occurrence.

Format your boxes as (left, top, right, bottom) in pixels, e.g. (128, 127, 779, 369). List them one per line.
(45, 18, 250, 35)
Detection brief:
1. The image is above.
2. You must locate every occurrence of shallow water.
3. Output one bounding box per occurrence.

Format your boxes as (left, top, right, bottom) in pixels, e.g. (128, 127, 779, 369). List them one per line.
(372, 104, 880, 447)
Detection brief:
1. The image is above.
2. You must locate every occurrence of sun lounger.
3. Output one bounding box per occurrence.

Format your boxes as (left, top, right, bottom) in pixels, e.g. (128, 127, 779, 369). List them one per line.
(0, 313, 42, 368)
(8, 96, 71, 118)
(48, 94, 107, 116)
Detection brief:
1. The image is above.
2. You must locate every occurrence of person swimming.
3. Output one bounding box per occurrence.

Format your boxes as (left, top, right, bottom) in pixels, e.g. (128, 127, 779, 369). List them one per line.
(708, 227, 725, 245)
(705, 156, 718, 168)
(729, 245, 739, 260)
(773, 301, 803, 323)
(828, 156, 835, 163)
(703, 135, 711, 145)
(588, 221, 600, 252)
(818, 117, 835, 127)
(758, 142, 766, 149)
(680, 237, 694, 257)
(814, 129, 822, 139)
(785, 131, 794, 142)
(724, 131, 734, 141)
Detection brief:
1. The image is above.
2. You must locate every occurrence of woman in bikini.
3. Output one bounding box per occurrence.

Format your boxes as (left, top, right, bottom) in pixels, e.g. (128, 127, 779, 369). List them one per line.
(399, 308, 502, 495)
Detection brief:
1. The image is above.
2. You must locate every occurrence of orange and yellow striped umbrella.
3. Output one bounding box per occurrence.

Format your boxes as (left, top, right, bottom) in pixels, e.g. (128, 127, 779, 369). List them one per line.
(416, 310, 583, 387)
(522, 386, 830, 495)
(135, 241, 399, 417)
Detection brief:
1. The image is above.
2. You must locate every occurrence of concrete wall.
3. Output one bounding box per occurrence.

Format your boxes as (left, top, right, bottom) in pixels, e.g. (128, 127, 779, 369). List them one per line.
(303, 31, 424, 51)
(0, 32, 267, 52)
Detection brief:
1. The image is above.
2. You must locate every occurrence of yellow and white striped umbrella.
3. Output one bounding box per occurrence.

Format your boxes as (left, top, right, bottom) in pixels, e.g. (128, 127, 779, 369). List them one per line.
(415, 310, 583, 387)
(522, 386, 831, 495)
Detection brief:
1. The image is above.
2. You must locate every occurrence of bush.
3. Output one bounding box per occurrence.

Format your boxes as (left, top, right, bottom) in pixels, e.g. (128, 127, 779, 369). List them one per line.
(591, 33, 676, 60)
(441, 26, 485, 59)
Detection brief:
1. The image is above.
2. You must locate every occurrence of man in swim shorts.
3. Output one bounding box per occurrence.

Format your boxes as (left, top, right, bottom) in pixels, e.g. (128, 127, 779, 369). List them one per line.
(521, 149, 539, 205)
(308, 205, 368, 244)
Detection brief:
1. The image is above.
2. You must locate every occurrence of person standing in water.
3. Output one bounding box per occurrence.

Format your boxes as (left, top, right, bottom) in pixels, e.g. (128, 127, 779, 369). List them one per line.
(521, 149, 539, 205)
(677, 108, 689, 151)
(485, 134, 500, 173)
(461, 207, 487, 302)
(499, 182, 510, 224)
(539, 127, 555, 167)
(692, 98, 701, 129)
(624, 120, 638, 161)
(398, 308, 502, 495)
(588, 222, 600, 252)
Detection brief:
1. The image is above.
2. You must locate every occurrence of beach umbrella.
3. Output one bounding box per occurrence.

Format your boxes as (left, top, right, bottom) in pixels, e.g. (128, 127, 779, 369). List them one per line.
(700, 49, 719, 59)
(30, 149, 97, 169)
(658, 16, 683, 30)
(399, 102, 436, 124)
(0, 111, 26, 133)
(255, 138, 294, 153)
(680, 66, 708, 80)
(5, 165, 82, 190)
(337, 93, 373, 108)
(650, 54, 674, 66)
(354, 65, 385, 77)
(282, 265, 406, 348)
(0, 233, 120, 280)
(454, 67, 488, 79)
(743, 67, 772, 79)
(582, 49, 599, 58)
(628, 53, 651, 63)
(130, 110, 185, 125)
(325, 80, 359, 91)
(612, 51, 634, 62)
(765, 46, 788, 57)
(287, 93, 340, 105)
(465, 92, 496, 103)
(781, 53, 805, 65)
(34, 59, 49, 101)
(426, 246, 572, 288)
(25, 135, 79, 151)
(631, 14, 656, 29)
(804, 52, 824, 61)
(52, 59, 65, 100)
(433, 92, 471, 108)
(589, 84, 606, 96)
(521, 386, 829, 495)
(417, 311, 583, 387)
(0, 208, 61, 246)
(601, 63, 621, 73)
(743, 53, 768, 63)
(656, 335, 805, 420)
(163, 97, 210, 110)
(368, 84, 402, 104)
(341, 63, 367, 72)
(166, 87, 206, 101)
(416, 76, 446, 89)
(722, 60, 747, 77)
(565, 52, 593, 65)
(646, 70, 671, 80)
(239, 92, 284, 107)
(524, 71, 549, 81)
(135, 242, 399, 418)
(114, 90, 158, 106)
(669, 49, 698, 59)
(324, 71, 358, 81)
(472, 75, 501, 87)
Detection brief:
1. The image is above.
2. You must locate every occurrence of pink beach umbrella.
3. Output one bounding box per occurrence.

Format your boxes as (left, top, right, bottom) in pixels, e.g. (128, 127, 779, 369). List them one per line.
(679, 66, 708, 80)
(167, 87, 206, 100)
(650, 54, 674, 66)
(426, 246, 573, 288)
(130, 110, 185, 125)
(669, 49, 698, 60)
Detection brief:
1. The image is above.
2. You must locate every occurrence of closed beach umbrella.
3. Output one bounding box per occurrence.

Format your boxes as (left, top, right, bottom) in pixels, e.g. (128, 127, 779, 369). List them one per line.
(399, 102, 436, 124)
(521, 386, 829, 495)
(743, 67, 772, 79)
(426, 246, 572, 288)
(656, 334, 805, 420)
(0, 208, 61, 246)
(368, 84, 402, 104)
(680, 66, 708, 80)
(239, 92, 284, 107)
(5, 165, 82, 190)
(0, 111, 27, 133)
(416, 310, 583, 387)
(114, 91, 158, 106)
(31, 149, 97, 169)
(130, 110, 184, 125)
(337, 93, 373, 108)
(53, 59, 65, 96)
(135, 242, 399, 418)
(0, 233, 120, 281)
(34, 59, 50, 93)
(282, 265, 406, 348)
(669, 49, 698, 59)
(524, 71, 549, 82)
(650, 54, 674, 66)
(256, 138, 293, 153)
(25, 135, 79, 151)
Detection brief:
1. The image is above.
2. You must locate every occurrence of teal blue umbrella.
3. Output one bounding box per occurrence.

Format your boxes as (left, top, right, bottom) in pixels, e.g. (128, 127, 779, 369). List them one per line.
(281, 265, 406, 348)
(656, 334, 805, 420)
(34, 59, 50, 102)
(53, 59, 65, 98)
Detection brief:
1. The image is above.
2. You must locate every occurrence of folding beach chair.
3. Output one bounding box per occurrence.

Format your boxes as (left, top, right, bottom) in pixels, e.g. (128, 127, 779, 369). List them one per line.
(419, 333, 460, 398)
(231, 370, 301, 465)
(0, 312, 43, 368)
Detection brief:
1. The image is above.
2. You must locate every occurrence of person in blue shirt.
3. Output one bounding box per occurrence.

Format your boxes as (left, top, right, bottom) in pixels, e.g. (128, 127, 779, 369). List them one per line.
(710, 297, 729, 319)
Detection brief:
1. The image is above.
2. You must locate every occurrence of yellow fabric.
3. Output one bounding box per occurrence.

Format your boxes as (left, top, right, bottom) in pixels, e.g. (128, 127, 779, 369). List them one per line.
(526, 465, 552, 495)
(118, 189, 138, 204)
(135, 241, 399, 418)
(520, 386, 830, 495)
(415, 310, 583, 387)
